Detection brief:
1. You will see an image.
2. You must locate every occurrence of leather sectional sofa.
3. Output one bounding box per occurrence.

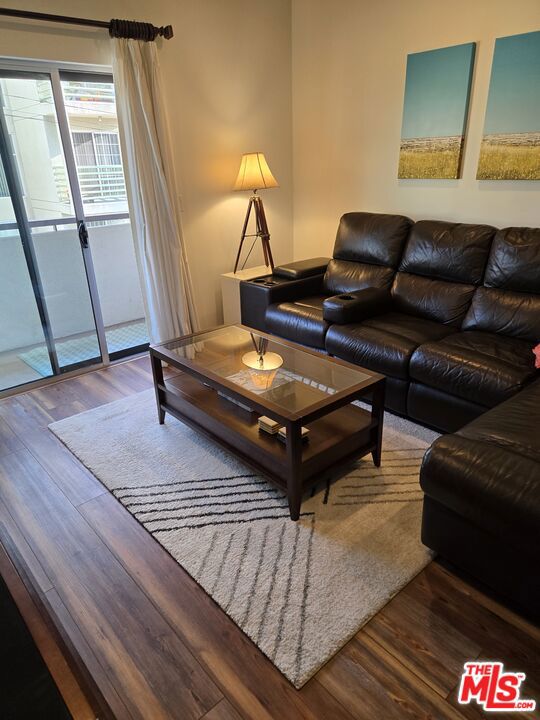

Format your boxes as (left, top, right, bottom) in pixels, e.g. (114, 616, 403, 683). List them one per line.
(241, 212, 539, 433)
(240, 212, 540, 616)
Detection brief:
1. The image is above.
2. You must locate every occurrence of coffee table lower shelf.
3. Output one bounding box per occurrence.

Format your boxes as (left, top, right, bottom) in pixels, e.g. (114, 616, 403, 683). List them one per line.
(155, 372, 382, 519)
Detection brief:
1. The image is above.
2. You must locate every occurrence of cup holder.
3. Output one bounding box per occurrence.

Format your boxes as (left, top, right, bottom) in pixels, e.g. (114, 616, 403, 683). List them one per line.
(252, 278, 277, 285)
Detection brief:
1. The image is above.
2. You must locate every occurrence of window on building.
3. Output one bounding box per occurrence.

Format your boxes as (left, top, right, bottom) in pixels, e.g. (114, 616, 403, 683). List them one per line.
(71, 131, 126, 204)
(94, 133, 121, 166)
(72, 132, 95, 166)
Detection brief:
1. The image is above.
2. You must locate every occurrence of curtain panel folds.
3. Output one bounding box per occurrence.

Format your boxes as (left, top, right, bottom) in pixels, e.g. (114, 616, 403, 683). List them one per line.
(112, 39, 198, 344)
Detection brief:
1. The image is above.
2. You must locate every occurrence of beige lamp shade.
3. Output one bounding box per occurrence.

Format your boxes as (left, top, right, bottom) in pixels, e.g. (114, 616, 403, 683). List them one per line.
(234, 152, 279, 192)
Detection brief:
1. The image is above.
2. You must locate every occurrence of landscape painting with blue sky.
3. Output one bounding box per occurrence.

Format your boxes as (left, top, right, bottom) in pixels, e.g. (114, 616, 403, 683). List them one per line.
(477, 30, 540, 180)
(398, 42, 475, 179)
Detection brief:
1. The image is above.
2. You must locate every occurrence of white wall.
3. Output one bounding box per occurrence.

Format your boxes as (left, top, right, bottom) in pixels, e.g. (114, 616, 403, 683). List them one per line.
(3, 0, 538, 330)
(292, 0, 540, 260)
(0, 0, 293, 329)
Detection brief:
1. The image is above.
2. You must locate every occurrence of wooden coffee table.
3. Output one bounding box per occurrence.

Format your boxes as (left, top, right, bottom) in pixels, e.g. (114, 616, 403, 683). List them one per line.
(150, 325, 385, 520)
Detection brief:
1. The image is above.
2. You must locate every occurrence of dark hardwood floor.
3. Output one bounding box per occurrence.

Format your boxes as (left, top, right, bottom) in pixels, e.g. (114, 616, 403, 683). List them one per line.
(0, 356, 538, 719)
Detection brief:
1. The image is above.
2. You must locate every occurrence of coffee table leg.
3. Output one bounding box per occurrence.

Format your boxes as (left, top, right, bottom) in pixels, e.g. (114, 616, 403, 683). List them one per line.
(150, 351, 166, 424)
(370, 379, 385, 467)
(286, 422, 302, 521)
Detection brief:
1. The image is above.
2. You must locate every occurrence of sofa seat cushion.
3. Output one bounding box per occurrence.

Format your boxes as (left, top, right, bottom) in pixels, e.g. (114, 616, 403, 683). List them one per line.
(265, 295, 329, 349)
(410, 331, 537, 408)
(421, 380, 540, 551)
(325, 312, 455, 379)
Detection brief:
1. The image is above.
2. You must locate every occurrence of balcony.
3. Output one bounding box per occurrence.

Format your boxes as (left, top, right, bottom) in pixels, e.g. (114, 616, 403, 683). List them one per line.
(0, 219, 148, 390)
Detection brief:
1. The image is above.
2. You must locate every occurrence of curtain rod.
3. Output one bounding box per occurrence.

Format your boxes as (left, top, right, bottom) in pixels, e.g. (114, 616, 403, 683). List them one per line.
(0, 7, 173, 41)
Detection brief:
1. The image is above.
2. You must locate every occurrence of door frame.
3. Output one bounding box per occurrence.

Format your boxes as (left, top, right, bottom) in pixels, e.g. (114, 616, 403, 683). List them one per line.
(0, 56, 111, 77)
(49, 65, 110, 365)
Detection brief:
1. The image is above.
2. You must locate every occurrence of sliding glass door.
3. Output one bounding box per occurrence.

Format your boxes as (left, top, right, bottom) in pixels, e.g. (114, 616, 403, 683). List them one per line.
(0, 63, 148, 392)
(59, 72, 148, 361)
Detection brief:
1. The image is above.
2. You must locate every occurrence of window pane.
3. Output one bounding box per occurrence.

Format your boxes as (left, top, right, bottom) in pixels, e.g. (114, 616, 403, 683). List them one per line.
(87, 217, 149, 357)
(32, 223, 101, 370)
(0, 76, 75, 220)
(61, 78, 127, 216)
(0, 155, 53, 390)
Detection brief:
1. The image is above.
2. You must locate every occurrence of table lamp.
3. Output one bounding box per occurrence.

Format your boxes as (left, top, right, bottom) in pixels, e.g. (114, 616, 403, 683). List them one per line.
(233, 152, 279, 273)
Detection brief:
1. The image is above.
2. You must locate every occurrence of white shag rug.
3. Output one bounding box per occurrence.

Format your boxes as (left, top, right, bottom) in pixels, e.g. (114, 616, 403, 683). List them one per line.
(49, 389, 438, 688)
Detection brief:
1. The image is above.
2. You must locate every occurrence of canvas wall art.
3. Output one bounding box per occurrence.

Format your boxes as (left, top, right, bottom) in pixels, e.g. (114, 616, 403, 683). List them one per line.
(477, 30, 540, 180)
(398, 42, 476, 179)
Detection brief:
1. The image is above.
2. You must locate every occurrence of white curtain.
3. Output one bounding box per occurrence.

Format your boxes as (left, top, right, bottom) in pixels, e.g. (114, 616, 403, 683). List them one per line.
(112, 39, 199, 344)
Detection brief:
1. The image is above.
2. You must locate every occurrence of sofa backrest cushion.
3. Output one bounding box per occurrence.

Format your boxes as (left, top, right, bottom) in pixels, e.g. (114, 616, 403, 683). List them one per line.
(399, 220, 496, 284)
(462, 287, 540, 342)
(484, 227, 540, 293)
(391, 220, 496, 325)
(324, 260, 395, 294)
(392, 273, 476, 326)
(332, 212, 413, 265)
(462, 226, 540, 341)
(323, 212, 412, 294)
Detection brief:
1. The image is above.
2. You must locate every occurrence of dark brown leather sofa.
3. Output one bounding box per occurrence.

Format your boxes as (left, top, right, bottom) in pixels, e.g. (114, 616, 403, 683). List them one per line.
(241, 212, 539, 432)
(240, 212, 540, 616)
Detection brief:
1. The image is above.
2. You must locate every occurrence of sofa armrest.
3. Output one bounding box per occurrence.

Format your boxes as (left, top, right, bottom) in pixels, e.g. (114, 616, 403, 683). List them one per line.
(240, 273, 324, 332)
(323, 287, 392, 324)
(273, 257, 330, 280)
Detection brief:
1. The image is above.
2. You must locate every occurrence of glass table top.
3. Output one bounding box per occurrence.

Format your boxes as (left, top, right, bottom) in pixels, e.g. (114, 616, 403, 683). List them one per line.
(158, 325, 375, 416)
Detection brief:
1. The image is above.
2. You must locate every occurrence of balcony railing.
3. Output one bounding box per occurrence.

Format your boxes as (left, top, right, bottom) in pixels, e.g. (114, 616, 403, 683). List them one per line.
(62, 82, 115, 104)
(77, 165, 127, 202)
(52, 165, 70, 204)
(53, 164, 127, 204)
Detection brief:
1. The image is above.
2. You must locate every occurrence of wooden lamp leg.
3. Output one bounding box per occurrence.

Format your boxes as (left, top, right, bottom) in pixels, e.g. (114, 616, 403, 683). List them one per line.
(263, 236, 274, 270)
(253, 195, 274, 272)
(234, 197, 254, 273)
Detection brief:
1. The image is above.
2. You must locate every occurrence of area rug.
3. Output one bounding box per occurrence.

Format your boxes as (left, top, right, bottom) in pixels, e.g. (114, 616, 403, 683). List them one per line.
(49, 389, 438, 687)
(19, 320, 148, 377)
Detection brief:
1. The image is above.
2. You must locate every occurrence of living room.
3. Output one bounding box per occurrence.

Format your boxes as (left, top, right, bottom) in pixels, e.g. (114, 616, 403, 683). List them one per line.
(0, 0, 538, 718)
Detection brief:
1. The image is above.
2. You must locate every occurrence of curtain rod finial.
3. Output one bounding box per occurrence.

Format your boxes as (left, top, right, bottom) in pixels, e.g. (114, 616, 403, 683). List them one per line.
(163, 25, 173, 39)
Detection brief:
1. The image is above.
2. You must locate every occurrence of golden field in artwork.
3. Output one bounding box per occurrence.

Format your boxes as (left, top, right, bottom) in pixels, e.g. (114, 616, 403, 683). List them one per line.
(398, 135, 463, 179)
(477, 132, 540, 180)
